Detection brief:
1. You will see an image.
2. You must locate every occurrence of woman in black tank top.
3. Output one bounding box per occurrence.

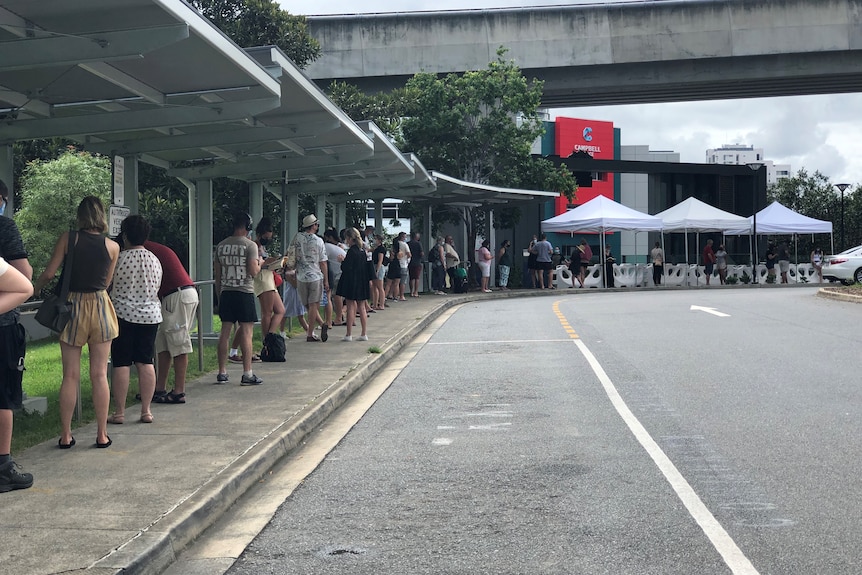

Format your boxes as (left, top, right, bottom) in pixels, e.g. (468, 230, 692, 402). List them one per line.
(34, 196, 120, 449)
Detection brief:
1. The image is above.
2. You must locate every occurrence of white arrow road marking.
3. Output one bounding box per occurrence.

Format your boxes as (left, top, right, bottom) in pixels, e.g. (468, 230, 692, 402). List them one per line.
(690, 305, 730, 317)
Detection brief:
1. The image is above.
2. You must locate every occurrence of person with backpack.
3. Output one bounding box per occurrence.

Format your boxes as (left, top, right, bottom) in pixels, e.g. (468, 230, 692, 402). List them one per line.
(430, 236, 447, 295)
(443, 235, 461, 292)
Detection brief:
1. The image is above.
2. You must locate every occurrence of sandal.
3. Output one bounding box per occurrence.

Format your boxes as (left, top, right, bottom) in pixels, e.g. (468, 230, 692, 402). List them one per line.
(107, 413, 125, 425)
(154, 391, 185, 404)
(140, 412, 153, 424)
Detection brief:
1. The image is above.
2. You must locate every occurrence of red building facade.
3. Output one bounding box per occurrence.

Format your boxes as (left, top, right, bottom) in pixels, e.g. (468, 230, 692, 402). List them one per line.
(553, 117, 616, 216)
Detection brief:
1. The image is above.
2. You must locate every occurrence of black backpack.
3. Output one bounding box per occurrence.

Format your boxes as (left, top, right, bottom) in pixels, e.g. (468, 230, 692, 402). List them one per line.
(260, 332, 286, 362)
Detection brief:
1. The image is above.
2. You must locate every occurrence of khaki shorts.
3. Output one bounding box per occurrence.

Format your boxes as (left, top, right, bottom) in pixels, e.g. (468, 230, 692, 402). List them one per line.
(60, 290, 119, 347)
(297, 279, 323, 306)
(155, 286, 199, 357)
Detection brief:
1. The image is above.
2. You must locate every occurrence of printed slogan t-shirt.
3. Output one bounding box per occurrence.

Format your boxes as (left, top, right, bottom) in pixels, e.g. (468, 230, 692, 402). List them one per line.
(215, 235, 258, 294)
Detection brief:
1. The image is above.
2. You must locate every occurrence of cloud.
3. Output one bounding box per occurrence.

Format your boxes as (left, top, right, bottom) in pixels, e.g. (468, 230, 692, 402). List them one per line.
(282, 0, 862, 186)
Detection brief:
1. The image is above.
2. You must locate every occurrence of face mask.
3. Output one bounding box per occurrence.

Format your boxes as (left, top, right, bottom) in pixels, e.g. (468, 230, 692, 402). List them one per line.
(260, 237, 271, 246)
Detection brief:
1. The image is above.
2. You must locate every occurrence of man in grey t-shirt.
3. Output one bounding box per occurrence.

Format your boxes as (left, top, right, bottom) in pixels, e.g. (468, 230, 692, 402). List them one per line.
(214, 212, 262, 385)
(531, 233, 554, 289)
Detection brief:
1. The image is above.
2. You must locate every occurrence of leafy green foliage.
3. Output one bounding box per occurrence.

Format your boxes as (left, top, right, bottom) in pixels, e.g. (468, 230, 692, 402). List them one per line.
(328, 82, 417, 148)
(768, 168, 861, 251)
(400, 48, 577, 248)
(402, 50, 550, 188)
(15, 149, 111, 282)
(329, 48, 578, 246)
(10, 139, 73, 206)
(188, 0, 320, 68)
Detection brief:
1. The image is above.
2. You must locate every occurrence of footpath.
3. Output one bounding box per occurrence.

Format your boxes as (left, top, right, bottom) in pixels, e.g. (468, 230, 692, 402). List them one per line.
(1, 282, 849, 575)
(3, 291, 487, 575)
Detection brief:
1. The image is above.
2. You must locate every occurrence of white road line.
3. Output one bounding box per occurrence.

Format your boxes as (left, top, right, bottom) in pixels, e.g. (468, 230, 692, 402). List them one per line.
(427, 339, 573, 345)
(574, 338, 759, 575)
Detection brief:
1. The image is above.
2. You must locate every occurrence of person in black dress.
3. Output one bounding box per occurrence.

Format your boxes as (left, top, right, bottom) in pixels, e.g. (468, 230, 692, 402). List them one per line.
(336, 228, 370, 342)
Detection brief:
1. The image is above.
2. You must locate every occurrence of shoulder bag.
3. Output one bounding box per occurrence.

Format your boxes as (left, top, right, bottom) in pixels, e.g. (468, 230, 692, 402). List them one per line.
(35, 231, 76, 333)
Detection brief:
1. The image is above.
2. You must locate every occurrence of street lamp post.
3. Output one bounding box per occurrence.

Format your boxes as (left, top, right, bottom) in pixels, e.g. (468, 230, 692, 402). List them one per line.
(835, 183, 851, 251)
(747, 162, 764, 283)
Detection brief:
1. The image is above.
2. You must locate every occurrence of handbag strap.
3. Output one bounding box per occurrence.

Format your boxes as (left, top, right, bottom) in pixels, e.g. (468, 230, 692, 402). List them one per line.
(58, 230, 76, 299)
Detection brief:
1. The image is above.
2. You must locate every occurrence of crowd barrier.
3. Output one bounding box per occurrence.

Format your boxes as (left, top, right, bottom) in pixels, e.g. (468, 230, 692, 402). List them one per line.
(554, 262, 823, 289)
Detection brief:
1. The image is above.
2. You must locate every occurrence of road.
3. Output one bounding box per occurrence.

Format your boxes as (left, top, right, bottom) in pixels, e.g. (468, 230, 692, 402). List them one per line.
(188, 288, 862, 574)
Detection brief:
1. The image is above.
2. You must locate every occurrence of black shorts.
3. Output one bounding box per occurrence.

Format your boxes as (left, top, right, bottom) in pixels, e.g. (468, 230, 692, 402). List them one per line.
(218, 290, 258, 324)
(0, 323, 25, 410)
(409, 265, 422, 280)
(387, 262, 401, 280)
(539, 261, 553, 271)
(704, 263, 715, 274)
(111, 319, 158, 367)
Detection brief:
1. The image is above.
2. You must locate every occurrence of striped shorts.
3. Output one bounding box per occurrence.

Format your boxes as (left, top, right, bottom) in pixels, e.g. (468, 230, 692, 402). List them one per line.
(59, 290, 119, 347)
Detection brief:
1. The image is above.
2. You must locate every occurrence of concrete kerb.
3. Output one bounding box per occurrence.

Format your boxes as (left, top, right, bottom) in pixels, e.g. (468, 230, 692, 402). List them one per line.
(97, 294, 481, 575)
(86, 283, 840, 575)
(817, 287, 862, 303)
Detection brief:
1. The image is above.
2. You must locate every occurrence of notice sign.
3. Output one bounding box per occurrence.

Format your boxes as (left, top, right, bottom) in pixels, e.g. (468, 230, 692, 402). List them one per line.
(109, 205, 130, 238)
(113, 156, 125, 206)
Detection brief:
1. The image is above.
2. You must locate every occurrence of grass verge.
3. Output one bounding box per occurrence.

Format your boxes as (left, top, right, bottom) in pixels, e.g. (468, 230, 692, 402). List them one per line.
(12, 317, 308, 453)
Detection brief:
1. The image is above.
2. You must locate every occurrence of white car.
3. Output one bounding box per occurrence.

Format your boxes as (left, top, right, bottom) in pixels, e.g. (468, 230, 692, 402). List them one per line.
(823, 245, 862, 285)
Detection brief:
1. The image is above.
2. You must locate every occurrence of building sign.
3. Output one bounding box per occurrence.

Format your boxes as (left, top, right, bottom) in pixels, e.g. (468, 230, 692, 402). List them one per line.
(112, 156, 125, 206)
(556, 117, 614, 159)
(553, 117, 616, 213)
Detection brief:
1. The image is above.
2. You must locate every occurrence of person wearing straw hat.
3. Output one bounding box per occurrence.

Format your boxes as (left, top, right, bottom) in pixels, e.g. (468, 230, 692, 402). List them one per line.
(291, 214, 329, 342)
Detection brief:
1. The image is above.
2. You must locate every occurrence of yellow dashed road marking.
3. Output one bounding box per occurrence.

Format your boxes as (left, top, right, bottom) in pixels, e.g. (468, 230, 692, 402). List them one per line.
(552, 300, 579, 339)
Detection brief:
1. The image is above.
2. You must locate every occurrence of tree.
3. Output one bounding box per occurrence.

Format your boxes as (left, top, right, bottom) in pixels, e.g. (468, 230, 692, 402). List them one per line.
(766, 168, 861, 251)
(15, 149, 111, 283)
(189, 0, 320, 68)
(400, 49, 577, 256)
(768, 168, 837, 223)
(327, 81, 417, 148)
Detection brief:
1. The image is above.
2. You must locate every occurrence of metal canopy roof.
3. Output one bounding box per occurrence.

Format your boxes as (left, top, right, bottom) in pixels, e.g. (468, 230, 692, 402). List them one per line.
(0, 2, 547, 209)
(0, 0, 282, 143)
(282, 121, 436, 199)
(419, 172, 559, 206)
(160, 47, 378, 182)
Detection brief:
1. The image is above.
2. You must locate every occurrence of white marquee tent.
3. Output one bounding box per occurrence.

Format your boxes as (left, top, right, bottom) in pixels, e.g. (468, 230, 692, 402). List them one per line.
(726, 201, 835, 276)
(656, 197, 750, 232)
(655, 197, 750, 282)
(541, 195, 663, 286)
(541, 194, 663, 233)
(726, 201, 833, 236)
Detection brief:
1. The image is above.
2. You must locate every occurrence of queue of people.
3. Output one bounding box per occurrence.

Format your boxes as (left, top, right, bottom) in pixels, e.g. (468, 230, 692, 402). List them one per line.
(4, 193, 827, 496)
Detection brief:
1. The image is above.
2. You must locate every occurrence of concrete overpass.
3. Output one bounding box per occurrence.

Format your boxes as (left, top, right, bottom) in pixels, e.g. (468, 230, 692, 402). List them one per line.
(304, 0, 862, 107)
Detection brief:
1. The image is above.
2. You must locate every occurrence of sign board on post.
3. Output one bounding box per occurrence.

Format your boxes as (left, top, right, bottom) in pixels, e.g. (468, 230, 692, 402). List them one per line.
(113, 156, 125, 207)
(109, 205, 130, 239)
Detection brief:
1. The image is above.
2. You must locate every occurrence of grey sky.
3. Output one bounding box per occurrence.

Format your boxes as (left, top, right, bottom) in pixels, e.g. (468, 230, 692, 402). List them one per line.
(279, 0, 862, 186)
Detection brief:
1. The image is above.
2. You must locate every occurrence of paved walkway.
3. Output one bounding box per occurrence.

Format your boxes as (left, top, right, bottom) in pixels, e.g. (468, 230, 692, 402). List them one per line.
(3, 291, 479, 575)
(2, 283, 848, 575)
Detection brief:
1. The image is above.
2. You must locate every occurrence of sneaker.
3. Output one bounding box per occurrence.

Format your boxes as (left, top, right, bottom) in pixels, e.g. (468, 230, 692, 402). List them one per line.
(216, 373, 229, 384)
(228, 355, 242, 364)
(240, 374, 263, 386)
(356, 335, 368, 341)
(0, 460, 34, 492)
(342, 335, 352, 342)
(321, 324, 329, 342)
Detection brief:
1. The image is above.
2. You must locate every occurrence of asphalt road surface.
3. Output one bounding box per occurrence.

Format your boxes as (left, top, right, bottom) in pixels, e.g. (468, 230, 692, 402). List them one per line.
(224, 287, 861, 575)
